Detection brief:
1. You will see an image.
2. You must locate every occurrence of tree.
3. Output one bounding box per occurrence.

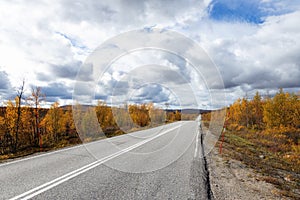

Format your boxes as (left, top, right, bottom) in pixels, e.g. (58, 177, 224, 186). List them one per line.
(250, 91, 263, 129)
(41, 102, 64, 143)
(14, 80, 25, 151)
(82, 107, 102, 140)
(95, 101, 116, 130)
(166, 110, 181, 122)
(0, 116, 4, 129)
(28, 87, 45, 147)
(111, 105, 132, 132)
(129, 104, 150, 127)
(263, 88, 298, 128)
(61, 106, 76, 137)
(20, 106, 34, 147)
(148, 104, 165, 126)
(291, 94, 300, 128)
(228, 98, 242, 126)
(4, 100, 17, 151)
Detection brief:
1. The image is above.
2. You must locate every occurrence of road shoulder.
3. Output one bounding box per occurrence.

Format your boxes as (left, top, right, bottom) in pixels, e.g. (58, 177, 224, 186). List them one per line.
(207, 148, 291, 200)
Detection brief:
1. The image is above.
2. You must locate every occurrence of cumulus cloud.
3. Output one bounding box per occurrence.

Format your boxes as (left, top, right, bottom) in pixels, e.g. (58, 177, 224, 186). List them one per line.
(196, 10, 300, 96)
(0, 0, 299, 108)
(42, 82, 72, 99)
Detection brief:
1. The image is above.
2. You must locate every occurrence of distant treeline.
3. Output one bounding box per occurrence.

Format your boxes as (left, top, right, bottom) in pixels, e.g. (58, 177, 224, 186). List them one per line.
(0, 87, 192, 156)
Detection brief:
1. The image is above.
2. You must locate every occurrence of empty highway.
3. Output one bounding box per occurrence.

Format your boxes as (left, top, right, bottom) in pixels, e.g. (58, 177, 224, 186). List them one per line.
(0, 120, 212, 200)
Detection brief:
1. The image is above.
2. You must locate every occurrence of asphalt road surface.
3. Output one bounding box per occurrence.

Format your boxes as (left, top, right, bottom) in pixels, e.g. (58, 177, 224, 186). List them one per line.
(0, 119, 212, 200)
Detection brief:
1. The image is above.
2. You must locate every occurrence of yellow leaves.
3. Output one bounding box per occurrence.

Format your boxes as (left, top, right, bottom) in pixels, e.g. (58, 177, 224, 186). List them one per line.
(227, 89, 299, 130)
(0, 116, 4, 126)
(5, 100, 18, 134)
(129, 104, 150, 127)
(95, 100, 116, 129)
(167, 110, 181, 122)
(41, 102, 65, 142)
(201, 112, 211, 122)
(263, 89, 300, 128)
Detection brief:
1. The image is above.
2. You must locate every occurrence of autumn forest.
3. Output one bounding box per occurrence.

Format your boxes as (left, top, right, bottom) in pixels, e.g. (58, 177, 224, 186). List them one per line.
(0, 84, 185, 158)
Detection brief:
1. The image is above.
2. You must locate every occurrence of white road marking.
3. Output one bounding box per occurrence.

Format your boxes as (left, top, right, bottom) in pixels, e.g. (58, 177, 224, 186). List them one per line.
(0, 122, 182, 168)
(194, 115, 201, 158)
(9, 123, 184, 200)
(0, 144, 83, 167)
(194, 126, 200, 158)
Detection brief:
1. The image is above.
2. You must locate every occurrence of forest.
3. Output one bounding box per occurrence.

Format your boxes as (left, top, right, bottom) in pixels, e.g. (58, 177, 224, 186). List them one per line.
(0, 85, 186, 158)
(203, 89, 300, 160)
(202, 89, 300, 198)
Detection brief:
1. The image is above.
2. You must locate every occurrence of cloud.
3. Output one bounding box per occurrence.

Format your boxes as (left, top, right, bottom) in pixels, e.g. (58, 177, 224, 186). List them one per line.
(0, 70, 11, 90)
(0, 0, 299, 108)
(200, 11, 300, 92)
(38, 82, 72, 103)
(130, 84, 169, 103)
(50, 61, 82, 79)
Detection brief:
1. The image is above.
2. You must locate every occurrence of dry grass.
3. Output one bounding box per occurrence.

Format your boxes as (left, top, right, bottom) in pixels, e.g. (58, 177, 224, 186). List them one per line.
(0, 136, 82, 163)
(219, 129, 300, 199)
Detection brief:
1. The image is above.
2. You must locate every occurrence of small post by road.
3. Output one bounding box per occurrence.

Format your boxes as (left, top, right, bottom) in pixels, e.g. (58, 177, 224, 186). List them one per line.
(219, 127, 226, 154)
(219, 111, 229, 154)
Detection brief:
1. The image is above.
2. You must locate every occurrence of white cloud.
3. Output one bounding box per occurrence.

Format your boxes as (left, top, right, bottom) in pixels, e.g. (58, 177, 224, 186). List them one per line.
(0, 0, 299, 108)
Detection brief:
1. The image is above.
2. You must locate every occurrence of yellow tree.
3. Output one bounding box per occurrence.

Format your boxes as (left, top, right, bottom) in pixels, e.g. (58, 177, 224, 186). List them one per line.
(288, 93, 300, 128)
(82, 107, 102, 140)
(129, 104, 150, 127)
(20, 106, 34, 147)
(112, 105, 133, 131)
(0, 115, 4, 152)
(72, 103, 84, 139)
(293, 95, 300, 127)
(228, 98, 242, 125)
(240, 98, 250, 127)
(95, 101, 116, 131)
(148, 104, 165, 125)
(0, 116, 4, 129)
(4, 100, 18, 150)
(263, 89, 293, 128)
(61, 106, 76, 137)
(250, 92, 263, 129)
(41, 102, 64, 143)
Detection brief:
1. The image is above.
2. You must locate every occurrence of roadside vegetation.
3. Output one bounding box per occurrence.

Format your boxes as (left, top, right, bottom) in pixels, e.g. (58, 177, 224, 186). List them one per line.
(202, 89, 300, 199)
(0, 84, 196, 161)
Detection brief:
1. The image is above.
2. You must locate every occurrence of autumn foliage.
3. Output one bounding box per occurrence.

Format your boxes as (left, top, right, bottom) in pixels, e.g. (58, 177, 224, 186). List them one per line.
(202, 89, 300, 160)
(202, 89, 300, 196)
(0, 88, 182, 156)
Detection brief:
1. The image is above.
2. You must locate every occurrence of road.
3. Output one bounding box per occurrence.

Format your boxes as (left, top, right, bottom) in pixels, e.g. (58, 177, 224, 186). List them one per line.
(0, 120, 212, 200)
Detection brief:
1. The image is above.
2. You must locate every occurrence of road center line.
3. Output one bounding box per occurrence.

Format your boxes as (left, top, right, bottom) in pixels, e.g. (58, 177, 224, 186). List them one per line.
(9, 123, 184, 200)
(0, 122, 181, 168)
(194, 128, 200, 158)
(194, 116, 201, 158)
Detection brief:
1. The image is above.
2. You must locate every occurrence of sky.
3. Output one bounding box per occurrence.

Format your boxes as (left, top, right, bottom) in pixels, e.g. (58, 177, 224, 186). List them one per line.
(0, 0, 299, 109)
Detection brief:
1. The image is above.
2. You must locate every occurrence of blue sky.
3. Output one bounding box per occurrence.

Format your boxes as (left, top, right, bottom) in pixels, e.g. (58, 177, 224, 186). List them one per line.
(208, 0, 293, 24)
(209, 0, 266, 24)
(0, 0, 299, 108)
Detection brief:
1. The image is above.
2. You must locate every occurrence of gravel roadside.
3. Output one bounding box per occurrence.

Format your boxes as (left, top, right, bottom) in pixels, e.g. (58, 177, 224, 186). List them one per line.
(207, 148, 291, 200)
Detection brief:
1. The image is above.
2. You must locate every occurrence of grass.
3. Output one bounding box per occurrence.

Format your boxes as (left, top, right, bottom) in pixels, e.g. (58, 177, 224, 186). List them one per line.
(0, 135, 82, 163)
(217, 129, 300, 199)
